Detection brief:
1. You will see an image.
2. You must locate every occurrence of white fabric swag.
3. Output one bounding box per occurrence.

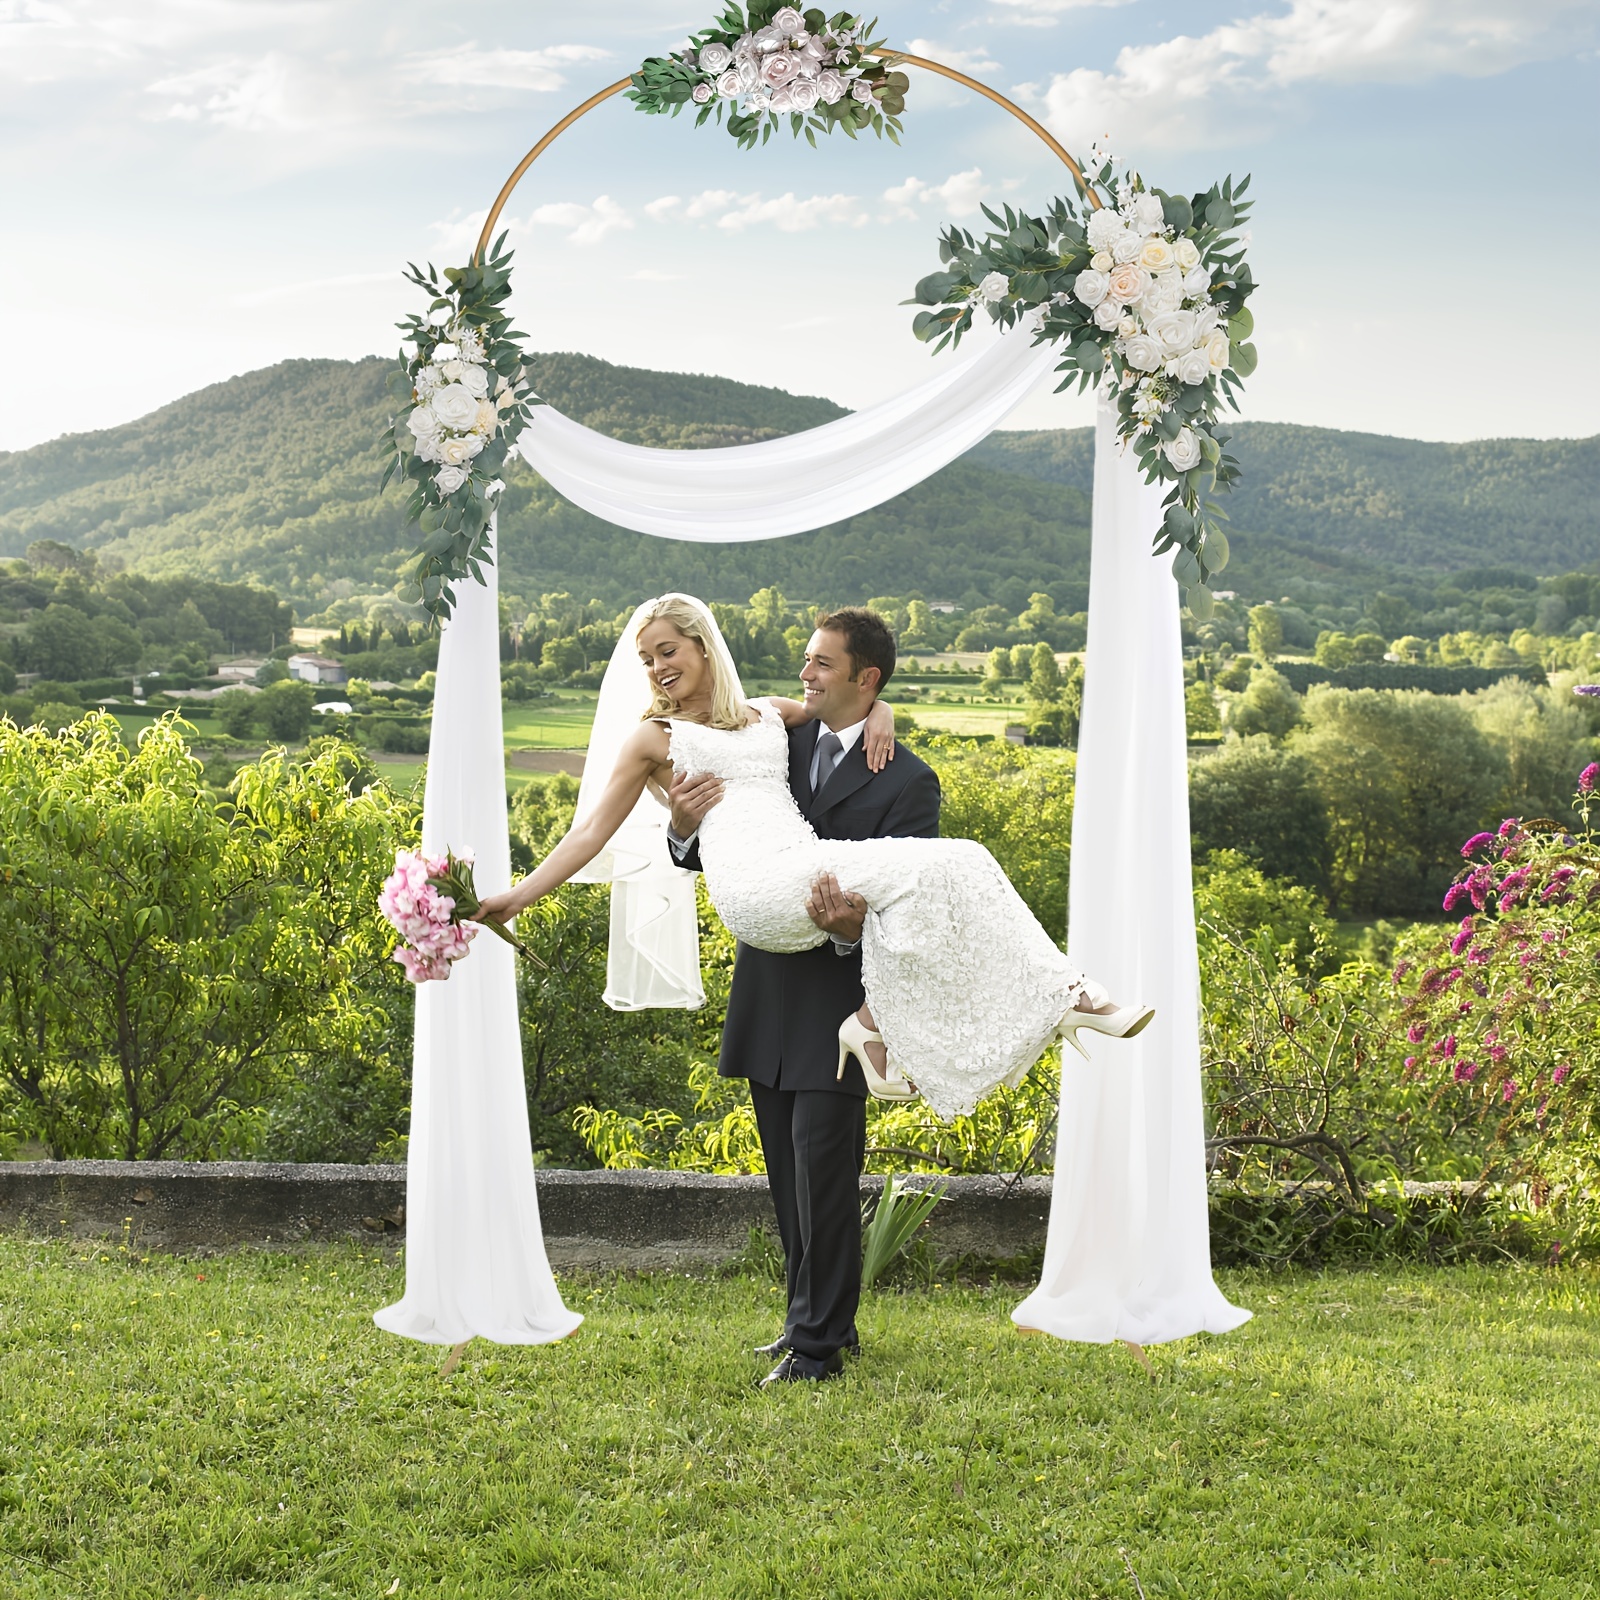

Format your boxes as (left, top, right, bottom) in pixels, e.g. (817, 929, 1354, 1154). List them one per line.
(380, 331, 1245, 1351)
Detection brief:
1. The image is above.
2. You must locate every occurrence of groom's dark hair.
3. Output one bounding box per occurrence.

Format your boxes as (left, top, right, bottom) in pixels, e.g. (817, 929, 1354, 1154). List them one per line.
(815, 607, 896, 692)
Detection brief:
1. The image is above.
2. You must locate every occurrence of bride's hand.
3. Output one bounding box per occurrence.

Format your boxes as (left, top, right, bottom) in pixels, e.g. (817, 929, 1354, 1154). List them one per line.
(863, 697, 897, 772)
(473, 888, 521, 925)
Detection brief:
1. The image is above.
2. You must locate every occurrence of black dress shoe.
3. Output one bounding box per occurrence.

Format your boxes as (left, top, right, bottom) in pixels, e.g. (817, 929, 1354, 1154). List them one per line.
(754, 1333, 861, 1360)
(758, 1349, 845, 1388)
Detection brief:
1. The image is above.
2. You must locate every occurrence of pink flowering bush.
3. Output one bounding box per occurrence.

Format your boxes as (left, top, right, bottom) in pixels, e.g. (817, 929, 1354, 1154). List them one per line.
(379, 847, 541, 982)
(1397, 765, 1600, 1200)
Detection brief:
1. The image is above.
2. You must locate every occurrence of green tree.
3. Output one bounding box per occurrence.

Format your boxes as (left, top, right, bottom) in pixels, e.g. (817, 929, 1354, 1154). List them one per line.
(0, 716, 413, 1159)
(1007, 643, 1033, 680)
(1229, 665, 1304, 742)
(1185, 680, 1221, 736)
(216, 689, 260, 740)
(1291, 686, 1506, 915)
(1188, 734, 1331, 891)
(257, 680, 316, 742)
(1466, 678, 1598, 828)
(1027, 642, 1060, 705)
(983, 646, 1008, 696)
(1246, 605, 1284, 662)
(1017, 591, 1057, 636)
(903, 599, 933, 643)
(541, 636, 584, 677)
(23, 604, 136, 680)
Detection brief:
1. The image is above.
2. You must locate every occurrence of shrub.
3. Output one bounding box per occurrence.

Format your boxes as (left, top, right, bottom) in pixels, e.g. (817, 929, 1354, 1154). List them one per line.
(1189, 734, 1331, 891)
(369, 717, 431, 754)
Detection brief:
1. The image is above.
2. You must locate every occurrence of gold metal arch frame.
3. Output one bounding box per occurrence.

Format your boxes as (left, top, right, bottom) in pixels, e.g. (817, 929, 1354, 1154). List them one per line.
(471, 52, 1102, 265)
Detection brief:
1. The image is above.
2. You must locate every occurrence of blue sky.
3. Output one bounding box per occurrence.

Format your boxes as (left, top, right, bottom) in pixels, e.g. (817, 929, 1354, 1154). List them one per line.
(3, 0, 1596, 452)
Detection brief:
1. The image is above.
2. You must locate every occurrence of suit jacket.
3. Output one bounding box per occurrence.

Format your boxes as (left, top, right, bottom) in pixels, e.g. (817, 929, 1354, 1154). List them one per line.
(675, 719, 941, 1096)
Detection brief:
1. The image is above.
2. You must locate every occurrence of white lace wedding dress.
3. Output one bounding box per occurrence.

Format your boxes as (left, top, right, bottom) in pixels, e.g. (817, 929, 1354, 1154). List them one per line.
(671, 701, 1090, 1118)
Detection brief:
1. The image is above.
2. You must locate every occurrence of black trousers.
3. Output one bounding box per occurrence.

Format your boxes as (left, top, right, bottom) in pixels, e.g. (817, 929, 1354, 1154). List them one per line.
(749, 1080, 866, 1361)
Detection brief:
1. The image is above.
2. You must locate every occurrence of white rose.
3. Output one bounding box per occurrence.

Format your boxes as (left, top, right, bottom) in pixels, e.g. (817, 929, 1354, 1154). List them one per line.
(1149, 310, 1197, 353)
(763, 50, 798, 85)
(692, 81, 713, 103)
(1183, 265, 1211, 298)
(1173, 237, 1201, 271)
(794, 56, 818, 79)
(407, 405, 442, 441)
(430, 383, 480, 431)
(1193, 305, 1220, 339)
(1119, 315, 1138, 337)
(1086, 208, 1121, 250)
(473, 399, 498, 433)
(977, 271, 1010, 304)
(801, 37, 827, 62)
(1175, 349, 1211, 386)
(1139, 237, 1174, 273)
(439, 434, 484, 466)
(435, 464, 469, 494)
(458, 363, 489, 398)
(815, 68, 846, 103)
(1073, 268, 1109, 308)
(768, 83, 794, 111)
(738, 57, 762, 89)
(415, 435, 443, 464)
(438, 359, 464, 381)
(851, 78, 874, 102)
(1141, 272, 1184, 315)
(1089, 250, 1112, 273)
(699, 41, 733, 73)
(1122, 333, 1163, 372)
(717, 68, 742, 96)
(1133, 192, 1166, 234)
(789, 78, 819, 111)
(1165, 428, 1202, 471)
(1093, 298, 1123, 331)
(1205, 329, 1232, 370)
(773, 5, 804, 31)
(1110, 230, 1142, 264)
(753, 24, 781, 50)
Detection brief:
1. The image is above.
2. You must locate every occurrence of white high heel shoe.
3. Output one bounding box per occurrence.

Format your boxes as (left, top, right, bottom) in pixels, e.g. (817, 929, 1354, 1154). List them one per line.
(1057, 1001, 1156, 1060)
(837, 1013, 917, 1101)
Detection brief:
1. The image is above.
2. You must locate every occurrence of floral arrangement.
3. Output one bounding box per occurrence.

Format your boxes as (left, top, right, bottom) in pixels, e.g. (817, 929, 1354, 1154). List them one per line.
(382, 235, 537, 621)
(379, 846, 540, 983)
(628, 4, 908, 149)
(906, 152, 1257, 618)
(1395, 763, 1600, 1196)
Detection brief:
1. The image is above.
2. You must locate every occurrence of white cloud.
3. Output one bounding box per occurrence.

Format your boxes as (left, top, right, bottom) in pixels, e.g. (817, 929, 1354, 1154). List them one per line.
(527, 195, 632, 245)
(145, 53, 302, 131)
(902, 39, 1000, 75)
(882, 167, 988, 219)
(987, 0, 1136, 22)
(230, 270, 397, 308)
(648, 189, 872, 231)
(1035, 0, 1598, 150)
(400, 42, 609, 92)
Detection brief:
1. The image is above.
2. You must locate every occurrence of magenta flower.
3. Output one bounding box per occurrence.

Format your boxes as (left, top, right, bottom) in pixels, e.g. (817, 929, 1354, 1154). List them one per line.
(1574, 685, 1600, 698)
(1407, 1022, 1428, 1043)
(1579, 761, 1599, 794)
(1449, 917, 1474, 955)
(1497, 817, 1521, 838)
(1454, 1059, 1478, 1081)
(1460, 831, 1496, 858)
(1553, 1064, 1570, 1086)
(378, 845, 540, 984)
(1443, 882, 1471, 912)
(1404, 1055, 1417, 1069)
(1501, 1080, 1517, 1103)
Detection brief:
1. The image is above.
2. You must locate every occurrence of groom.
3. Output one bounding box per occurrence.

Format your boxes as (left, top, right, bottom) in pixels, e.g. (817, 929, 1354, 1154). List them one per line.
(667, 608, 941, 1386)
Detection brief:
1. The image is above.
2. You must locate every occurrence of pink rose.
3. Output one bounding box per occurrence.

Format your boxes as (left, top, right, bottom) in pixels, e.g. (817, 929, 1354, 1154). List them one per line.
(691, 81, 712, 104)
(815, 68, 846, 104)
(851, 78, 874, 103)
(763, 50, 798, 86)
(1106, 263, 1150, 305)
(789, 78, 819, 111)
(768, 83, 794, 111)
(773, 5, 804, 31)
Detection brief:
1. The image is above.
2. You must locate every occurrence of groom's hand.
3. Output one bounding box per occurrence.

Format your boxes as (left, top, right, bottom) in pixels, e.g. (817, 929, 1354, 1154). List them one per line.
(668, 769, 724, 837)
(806, 874, 865, 943)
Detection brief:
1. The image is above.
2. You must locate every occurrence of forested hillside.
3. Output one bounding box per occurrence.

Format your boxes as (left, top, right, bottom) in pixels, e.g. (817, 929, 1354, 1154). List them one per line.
(1, 352, 1593, 618)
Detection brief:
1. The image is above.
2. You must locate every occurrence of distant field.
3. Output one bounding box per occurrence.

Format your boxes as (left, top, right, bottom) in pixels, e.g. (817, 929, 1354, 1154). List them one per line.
(501, 694, 600, 750)
(898, 698, 1026, 738)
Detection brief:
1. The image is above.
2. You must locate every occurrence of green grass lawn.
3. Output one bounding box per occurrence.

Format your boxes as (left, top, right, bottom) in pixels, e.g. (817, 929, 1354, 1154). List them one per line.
(501, 695, 600, 751)
(2, 1238, 1596, 1598)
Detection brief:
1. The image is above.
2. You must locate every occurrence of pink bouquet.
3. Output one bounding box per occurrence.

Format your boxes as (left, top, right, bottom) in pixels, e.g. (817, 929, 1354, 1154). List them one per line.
(378, 847, 540, 983)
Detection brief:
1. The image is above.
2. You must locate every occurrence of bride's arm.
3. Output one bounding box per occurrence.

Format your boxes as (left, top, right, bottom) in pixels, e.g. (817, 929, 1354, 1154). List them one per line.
(764, 696, 897, 771)
(477, 722, 668, 921)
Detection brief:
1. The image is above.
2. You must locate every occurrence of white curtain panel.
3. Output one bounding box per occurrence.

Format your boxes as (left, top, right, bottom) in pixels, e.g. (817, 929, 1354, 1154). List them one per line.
(516, 324, 1057, 538)
(374, 549, 582, 1347)
(1012, 398, 1250, 1346)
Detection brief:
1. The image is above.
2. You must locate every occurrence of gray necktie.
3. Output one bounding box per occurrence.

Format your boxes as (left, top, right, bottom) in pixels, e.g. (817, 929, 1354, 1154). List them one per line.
(812, 731, 843, 797)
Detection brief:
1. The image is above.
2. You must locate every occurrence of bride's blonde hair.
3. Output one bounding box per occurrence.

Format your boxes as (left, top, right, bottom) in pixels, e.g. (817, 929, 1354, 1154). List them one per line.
(637, 596, 748, 730)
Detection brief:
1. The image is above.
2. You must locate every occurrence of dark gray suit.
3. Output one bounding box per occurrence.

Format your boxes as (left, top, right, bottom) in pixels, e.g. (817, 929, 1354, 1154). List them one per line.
(674, 719, 940, 1360)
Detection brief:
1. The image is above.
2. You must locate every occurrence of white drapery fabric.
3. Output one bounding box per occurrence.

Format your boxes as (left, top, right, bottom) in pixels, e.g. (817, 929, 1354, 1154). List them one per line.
(374, 548, 582, 1347)
(568, 595, 745, 1011)
(1012, 399, 1250, 1345)
(516, 325, 1058, 540)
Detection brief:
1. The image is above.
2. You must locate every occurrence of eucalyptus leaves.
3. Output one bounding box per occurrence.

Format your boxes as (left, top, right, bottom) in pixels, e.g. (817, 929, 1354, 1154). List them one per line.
(382, 235, 536, 622)
(907, 156, 1257, 617)
(628, 3, 908, 150)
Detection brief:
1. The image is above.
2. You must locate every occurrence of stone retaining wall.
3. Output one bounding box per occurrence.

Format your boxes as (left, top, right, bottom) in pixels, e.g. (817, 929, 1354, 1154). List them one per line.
(0, 1162, 1052, 1270)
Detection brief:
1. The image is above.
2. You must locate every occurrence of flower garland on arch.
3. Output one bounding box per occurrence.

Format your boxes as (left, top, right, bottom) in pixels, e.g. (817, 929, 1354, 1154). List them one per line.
(906, 151, 1257, 618)
(628, 4, 908, 149)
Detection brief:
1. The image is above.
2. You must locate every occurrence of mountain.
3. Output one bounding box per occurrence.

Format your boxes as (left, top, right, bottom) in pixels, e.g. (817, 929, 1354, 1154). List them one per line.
(1, 353, 1593, 618)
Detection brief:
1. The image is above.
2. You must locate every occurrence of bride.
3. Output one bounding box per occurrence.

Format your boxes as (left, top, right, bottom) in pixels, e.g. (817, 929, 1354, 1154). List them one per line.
(478, 594, 1152, 1118)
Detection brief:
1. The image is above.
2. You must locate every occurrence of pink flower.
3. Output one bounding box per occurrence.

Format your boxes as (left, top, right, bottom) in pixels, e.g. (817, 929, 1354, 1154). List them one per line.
(1553, 1064, 1570, 1086)
(1579, 762, 1599, 794)
(1407, 1022, 1428, 1042)
(1404, 1056, 1417, 1069)
(1454, 1059, 1478, 1081)
(763, 50, 799, 86)
(1502, 1080, 1517, 1103)
(1460, 832, 1495, 858)
(1450, 917, 1474, 955)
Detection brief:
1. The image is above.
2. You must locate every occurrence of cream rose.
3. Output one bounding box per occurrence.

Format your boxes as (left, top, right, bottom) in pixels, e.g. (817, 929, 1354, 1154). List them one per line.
(1165, 428, 1202, 471)
(1175, 349, 1211, 386)
(435, 464, 469, 494)
(1106, 263, 1150, 305)
(1173, 236, 1201, 271)
(1122, 333, 1163, 372)
(1205, 329, 1231, 370)
(1139, 238, 1175, 273)
(1093, 298, 1123, 331)
(1149, 310, 1197, 354)
(429, 384, 479, 431)
(1110, 230, 1142, 264)
(438, 359, 464, 382)
(789, 77, 819, 111)
(815, 68, 845, 102)
(978, 270, 1010, 304)
(439, 434, 484, 467)
(699, 41, 733, 73)
(1073, 268, 1109, 308)
(1089, 250, 1113, 273)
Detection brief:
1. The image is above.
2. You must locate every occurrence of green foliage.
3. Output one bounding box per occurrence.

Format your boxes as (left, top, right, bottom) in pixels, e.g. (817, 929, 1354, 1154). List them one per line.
(0, 716, 414, 1160)
(1228, 663, 1303, 741)
(1246, 602, 1283, 660)
(1185, 678, 1221, 735)
(216, 688, 260, 740)
(1313, 629, 1388, 668)
(859, 1174, 946, 1289)
(1189, 734, 1331, 890)
(1272, 660, 1548, 694)
(257, 679, 316, 743)
(1193, 849, 1334, 968)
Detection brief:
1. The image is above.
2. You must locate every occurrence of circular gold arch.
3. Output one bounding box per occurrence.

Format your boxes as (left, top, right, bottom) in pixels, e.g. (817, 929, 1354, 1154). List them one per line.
(472, 51, 1102, 264)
